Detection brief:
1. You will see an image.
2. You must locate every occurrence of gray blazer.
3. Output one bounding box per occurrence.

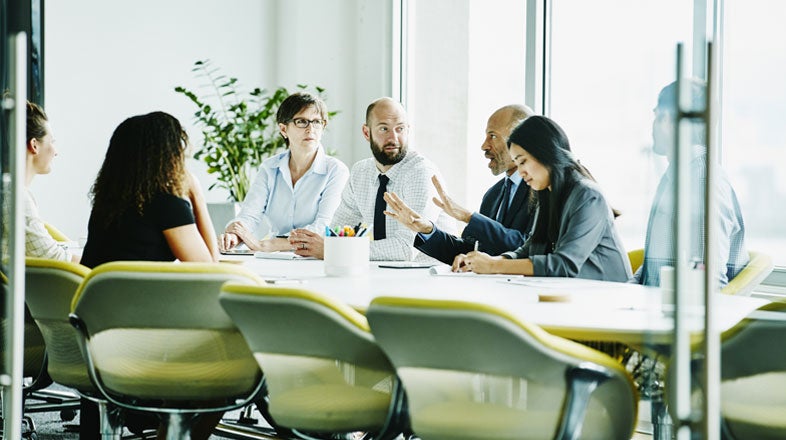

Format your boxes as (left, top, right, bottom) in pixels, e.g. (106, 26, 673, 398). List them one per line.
(502, 178, 631, 282)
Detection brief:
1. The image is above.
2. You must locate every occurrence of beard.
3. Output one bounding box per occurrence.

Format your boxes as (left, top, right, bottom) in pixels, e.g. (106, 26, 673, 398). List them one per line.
(370, 136, 408, 166)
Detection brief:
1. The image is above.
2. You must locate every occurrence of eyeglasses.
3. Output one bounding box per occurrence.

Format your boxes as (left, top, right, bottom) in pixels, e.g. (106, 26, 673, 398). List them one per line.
(291, 118, 326, 129)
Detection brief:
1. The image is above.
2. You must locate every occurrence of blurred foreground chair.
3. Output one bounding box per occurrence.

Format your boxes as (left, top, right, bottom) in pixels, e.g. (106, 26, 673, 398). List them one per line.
(0, 287, 50, 438)
(2, 261, 81, 438)
(25, 257, 120, 438)
(683, 300, 786, 439)
(70, 261, 265, 440)
(621, 250, 774, 439)
(219, 283, 410, 440)
(367, 297, 638, 440)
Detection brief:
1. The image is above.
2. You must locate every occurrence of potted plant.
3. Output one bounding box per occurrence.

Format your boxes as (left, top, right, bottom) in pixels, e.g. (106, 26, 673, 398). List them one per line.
(175, 59, 336, 202)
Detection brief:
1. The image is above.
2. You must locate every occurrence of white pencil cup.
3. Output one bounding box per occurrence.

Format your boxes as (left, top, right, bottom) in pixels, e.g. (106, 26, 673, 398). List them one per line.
(324, 236, 370, 277)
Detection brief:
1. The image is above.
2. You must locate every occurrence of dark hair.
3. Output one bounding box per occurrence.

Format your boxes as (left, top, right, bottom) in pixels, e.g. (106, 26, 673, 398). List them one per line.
(276, 92, 328, 146)
(27, 101, 49, 143)
(89, 111, 188, 226)
(507, 116, 599, 249)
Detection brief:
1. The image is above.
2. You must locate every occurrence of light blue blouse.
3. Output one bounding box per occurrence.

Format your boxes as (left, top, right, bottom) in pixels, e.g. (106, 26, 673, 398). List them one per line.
(232, 146, 349, 237)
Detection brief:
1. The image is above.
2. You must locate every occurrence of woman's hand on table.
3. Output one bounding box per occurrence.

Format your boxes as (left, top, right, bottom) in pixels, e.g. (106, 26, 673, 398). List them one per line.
(220, 222, 260, 251)
(452, 251, 498, 273)
(290, 228, 325, 259)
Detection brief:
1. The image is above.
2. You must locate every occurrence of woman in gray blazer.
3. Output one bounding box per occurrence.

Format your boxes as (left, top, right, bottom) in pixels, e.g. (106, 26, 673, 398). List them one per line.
(452, 116, 631, 282)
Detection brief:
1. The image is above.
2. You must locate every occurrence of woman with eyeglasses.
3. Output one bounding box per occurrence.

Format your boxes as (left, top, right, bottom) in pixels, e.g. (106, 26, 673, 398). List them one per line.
(219, 92, 349, 252)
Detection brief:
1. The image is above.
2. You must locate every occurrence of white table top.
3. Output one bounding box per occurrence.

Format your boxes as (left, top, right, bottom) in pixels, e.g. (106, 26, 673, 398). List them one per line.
(225, 256, 769, 345)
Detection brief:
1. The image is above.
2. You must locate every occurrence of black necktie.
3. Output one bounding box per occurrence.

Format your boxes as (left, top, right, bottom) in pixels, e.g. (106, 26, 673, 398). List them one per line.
(496, 177, 511, 223)
(374, 174, 390, 240)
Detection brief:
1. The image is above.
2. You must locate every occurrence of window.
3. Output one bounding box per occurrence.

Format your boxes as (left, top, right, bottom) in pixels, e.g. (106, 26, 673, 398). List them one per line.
(548, 0, 694, 253)
(405, 0, 527, 210)
(721, 0, 786, 267)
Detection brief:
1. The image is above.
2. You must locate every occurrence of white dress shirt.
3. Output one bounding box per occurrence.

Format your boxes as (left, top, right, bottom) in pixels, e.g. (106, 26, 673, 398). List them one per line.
(331, 150, 457, 261)
(25, 189, 72, 261)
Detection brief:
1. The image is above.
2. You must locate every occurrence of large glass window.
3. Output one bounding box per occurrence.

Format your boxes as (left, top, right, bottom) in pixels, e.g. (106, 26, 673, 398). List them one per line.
(405, 0, 527, 212)
(721, 0, 786, 267)
(548, 0, 693, 253)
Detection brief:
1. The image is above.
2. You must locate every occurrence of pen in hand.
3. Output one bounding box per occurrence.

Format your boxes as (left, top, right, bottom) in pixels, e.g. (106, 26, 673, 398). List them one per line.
(474, 241, 479, 252)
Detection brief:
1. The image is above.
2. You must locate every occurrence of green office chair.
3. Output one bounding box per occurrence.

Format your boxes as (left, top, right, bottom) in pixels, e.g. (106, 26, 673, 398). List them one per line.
(219, 283, 410, 440)
(24, 257, 121, 438)
(0, 285, 50, 439)
(682, 300, 786, 439)
(367, 297, 638, 440)
(70, 261, 265, 440)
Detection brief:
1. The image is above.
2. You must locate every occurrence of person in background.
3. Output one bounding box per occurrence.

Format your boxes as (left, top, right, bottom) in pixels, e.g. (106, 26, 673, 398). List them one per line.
(633, 78, 748, 287)
(383, 104, 536, 264)
(79, 111, 219, 439)
(452, 116, 631, 281)
(289, 97, 456, 260)
(218, 92, 349, 252)
(24, 101, 79, 262)
(81, 111, 218, 267)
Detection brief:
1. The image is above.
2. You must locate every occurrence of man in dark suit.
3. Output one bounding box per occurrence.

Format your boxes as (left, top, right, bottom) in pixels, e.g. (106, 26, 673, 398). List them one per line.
(383, 104, 535, 264)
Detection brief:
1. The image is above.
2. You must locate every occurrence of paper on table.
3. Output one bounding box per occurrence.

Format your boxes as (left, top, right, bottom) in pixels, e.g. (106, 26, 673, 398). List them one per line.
(505, 277, 626, 288)
(254, 251, 315, 260)
(428, 264, 516, 279)
(378, 262, 435, 269)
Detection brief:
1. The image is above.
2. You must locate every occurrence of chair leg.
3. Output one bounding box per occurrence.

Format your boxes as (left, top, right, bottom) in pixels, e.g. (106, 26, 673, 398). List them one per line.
(165, 413, 196, 440)
(651, 400, 674, 440)
(97, 400, 125, 440)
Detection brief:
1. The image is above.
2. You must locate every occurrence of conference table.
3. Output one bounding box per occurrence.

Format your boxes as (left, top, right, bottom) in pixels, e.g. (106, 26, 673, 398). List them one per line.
(225, 255, 770, 346)
(221, 254, 769, 440)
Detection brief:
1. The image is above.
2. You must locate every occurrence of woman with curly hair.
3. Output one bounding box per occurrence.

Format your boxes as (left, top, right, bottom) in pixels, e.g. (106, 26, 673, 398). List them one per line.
(80, 111, 218, 267)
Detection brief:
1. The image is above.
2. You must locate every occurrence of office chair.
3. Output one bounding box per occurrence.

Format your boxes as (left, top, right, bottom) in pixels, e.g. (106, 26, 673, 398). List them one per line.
(720, 251, 773, 296)
(367, 297, 638, 440)
(0, 293, 50, 439)
(43, 222, 70, 242)
(628, 248, 644, 275)
(678, 300, 786, 439)
(218, 283, 410, 440)
(70, 261, 265, 440)
(24, 257, 122, 438)
(3, 262, 82, 439)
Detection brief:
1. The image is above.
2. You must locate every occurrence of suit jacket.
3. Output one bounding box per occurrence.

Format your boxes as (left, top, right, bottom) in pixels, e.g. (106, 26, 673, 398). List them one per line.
(502, 178, 631, 282)
(415, 176, 533, 264)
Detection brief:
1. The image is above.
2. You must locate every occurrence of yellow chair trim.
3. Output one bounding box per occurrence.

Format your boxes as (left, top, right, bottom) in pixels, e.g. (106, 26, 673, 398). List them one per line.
(628, 248, 644, 274)
(719, 299, 786, 343)
(26, 257, 90, 277)
(721, 251, 773, 295)
(72, 261, 261, 311)
(44, 222, 70, 242)
(222, 282, 370, 332)
(370, 296, 631, 378)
